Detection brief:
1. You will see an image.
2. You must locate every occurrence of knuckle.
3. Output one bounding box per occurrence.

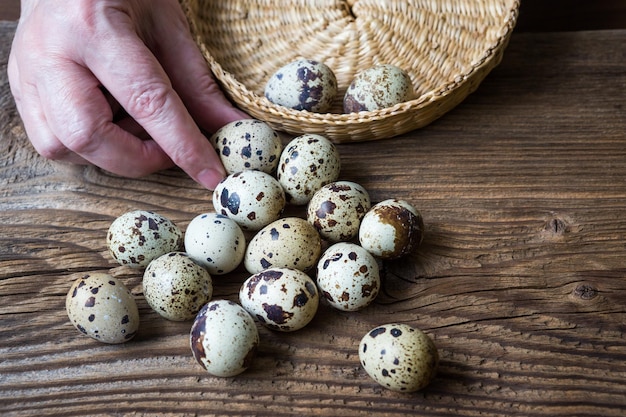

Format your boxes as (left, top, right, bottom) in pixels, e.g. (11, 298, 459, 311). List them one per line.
(167, 140, 201, 169)
(37, 142, 69, 161)
(125, 81, 173, 122)
(62, 117, 108, 155)
(63, 131, 92, 155)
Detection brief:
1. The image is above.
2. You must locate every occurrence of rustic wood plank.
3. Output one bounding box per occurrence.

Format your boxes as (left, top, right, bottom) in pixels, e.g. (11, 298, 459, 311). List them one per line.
(516, 0, 626, 32)
(2, 20, 626, 416)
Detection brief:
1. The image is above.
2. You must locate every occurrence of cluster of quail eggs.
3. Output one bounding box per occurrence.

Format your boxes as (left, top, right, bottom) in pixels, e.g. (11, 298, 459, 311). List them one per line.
(265, 59, 415, 114)
(64, 118, 437, 392)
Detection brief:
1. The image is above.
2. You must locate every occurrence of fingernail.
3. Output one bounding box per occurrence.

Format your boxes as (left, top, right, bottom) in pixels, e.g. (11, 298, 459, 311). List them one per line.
(197, 168, 226, 190)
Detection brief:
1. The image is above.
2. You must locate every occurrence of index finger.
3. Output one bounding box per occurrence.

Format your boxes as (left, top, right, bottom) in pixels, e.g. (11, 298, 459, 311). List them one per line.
(83, 16, 226, 189)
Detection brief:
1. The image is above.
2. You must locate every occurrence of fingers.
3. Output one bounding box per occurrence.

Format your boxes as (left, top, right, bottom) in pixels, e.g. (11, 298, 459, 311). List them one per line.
(79, 9, 228, 189)
(13, 68, 159, 172)
(8, 50, 88, 165)
(37, 60, 175, 177)
(151, 6, 249, 133)
(16, 92, 90, 166)
(9, 18, 168, 175)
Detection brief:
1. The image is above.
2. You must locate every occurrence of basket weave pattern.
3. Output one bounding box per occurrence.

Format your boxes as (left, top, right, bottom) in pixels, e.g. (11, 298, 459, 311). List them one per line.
(182, 0, 520, 142)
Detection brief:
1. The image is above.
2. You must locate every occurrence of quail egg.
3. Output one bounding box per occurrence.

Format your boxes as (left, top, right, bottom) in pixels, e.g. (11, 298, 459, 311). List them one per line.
(307, 181, 371, 242)
(213, 170, 286, 231)
(211, 119, 283, 175)
(359, 199, 424, 259)
(244, 217, 322, 274)
(359, 323, 439, 392)
(65, 273, 140, 344)
(343, 64, 415, 113)
(316, 242, 380, 311)
(143, 252, 213, 321)
(107, 210, 183, 269)
(190, 299, 259, 377)
(265, 59, 338, 113)
(239, 267, 319, 332)
(277, 134, 341, 205)
(184, 212, 246, 275)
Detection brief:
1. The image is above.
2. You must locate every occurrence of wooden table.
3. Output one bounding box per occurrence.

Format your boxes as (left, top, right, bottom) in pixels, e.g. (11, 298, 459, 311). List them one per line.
(2, 5, 626, 417)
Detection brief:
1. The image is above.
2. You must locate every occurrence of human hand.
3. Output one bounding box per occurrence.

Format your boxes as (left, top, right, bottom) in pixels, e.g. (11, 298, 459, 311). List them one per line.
(8, 0, 248, 189)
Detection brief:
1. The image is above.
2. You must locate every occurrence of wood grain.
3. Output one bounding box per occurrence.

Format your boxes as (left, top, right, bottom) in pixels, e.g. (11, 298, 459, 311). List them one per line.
(2, 20, 626, 416)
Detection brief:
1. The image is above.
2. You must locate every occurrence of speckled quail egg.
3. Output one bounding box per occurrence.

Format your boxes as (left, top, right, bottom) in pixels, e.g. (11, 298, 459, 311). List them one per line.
(307, 181, 371, 242)
(190, 299, 259, 377)
(265, 59, 338, 113)
(107, 210, 183, 269)
(239, 267, 319, 332)
(213, 170, 286, 231)
(359, 323, 439, 392)
(316, 242, 380, 311)
(211, 119, 282, 175)
(65, 273, 139, 344)
(277, 134, 341, 205)
(184, 212, 245, 275)
(359, 199, 424, 260)
(343, 64, 415, 113)
(244, 217, 322, 274)
(143, 252, 213, 321)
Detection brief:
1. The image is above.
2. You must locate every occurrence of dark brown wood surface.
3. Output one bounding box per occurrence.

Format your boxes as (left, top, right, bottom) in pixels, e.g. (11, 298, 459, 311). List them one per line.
(0, 2, 18, 20)
(2, 5, 626, 417)
(3, 1, 626, 30)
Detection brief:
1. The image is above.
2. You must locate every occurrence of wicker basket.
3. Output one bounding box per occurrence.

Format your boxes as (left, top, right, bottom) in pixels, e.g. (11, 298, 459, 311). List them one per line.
(182, 0, 520, 143)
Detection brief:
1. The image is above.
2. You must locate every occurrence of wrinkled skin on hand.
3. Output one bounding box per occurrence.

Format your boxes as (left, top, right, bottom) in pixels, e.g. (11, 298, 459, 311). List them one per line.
(8, 0, 248, 189)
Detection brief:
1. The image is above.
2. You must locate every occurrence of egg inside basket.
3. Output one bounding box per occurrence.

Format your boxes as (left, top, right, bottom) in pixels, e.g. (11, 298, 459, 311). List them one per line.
(182, 0, 520, 142)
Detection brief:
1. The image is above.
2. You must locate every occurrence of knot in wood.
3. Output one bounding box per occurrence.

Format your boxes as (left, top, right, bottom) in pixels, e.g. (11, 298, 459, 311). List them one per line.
(544, 217, 568, 236)
(573, 284, 598, 300)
